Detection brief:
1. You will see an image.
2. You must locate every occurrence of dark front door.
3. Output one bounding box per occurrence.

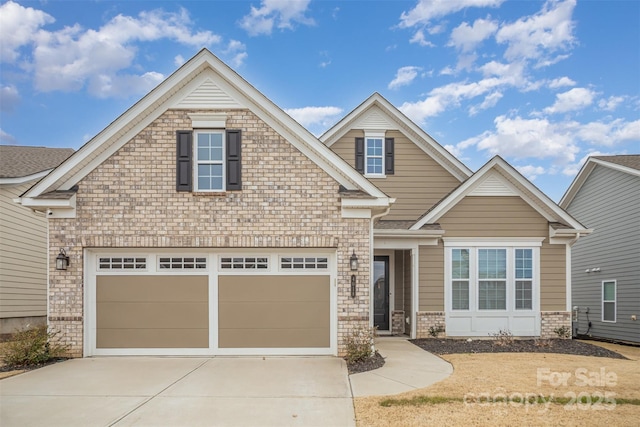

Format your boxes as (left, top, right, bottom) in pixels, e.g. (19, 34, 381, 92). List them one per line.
(373, 256, 390, 331)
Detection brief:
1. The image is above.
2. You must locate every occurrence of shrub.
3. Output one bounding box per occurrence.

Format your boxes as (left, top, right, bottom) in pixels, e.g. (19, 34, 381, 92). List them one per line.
(489, 329, 514, 347)
(428, 325, 445, 338)
(554, 325, 571, 339)
(343, 325, 376, 364)
(0, 325, 68, 367)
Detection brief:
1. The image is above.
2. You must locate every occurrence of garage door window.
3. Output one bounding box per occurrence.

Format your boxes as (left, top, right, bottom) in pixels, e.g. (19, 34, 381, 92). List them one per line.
(281, 257, 328, 270)
(220, 257, 268, 269)
(99, 257, 146, 270)
(159, 257, 207, 269)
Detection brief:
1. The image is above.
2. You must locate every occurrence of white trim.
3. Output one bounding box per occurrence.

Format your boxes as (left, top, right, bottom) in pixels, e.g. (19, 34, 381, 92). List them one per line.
(84, 249, 337, 356)
(341, 207, 372, 218)
(320, 93, 472, 181)
(373, 250, 395, 334)
(193, 129, 225, 192)
(411, 247, 419, 339)
(341, 197, 394, 209)
(566, 244, 572, 312)
(443, 237, 544, 247)
(412, 156, 587, 232)
(189, 113, 227, 128)
(0, 169, 51, 185)
(601, 280, 617, 323)
(374, 237, 433, 249)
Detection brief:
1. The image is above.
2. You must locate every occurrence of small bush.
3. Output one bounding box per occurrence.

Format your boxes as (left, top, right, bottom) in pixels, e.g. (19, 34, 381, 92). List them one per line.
(0, 325, 68, 367)
(428, 325, 445, 338)
(534, 338, 553, 348)
(489, 329, 514, 347)
(343, 326, 376, 364)
(554, 325, 571, 339)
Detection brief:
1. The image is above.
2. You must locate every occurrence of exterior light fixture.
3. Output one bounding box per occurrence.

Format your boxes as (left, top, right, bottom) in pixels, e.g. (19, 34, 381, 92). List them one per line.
(56, 249, 70, 271)
(350, 251, 359, 271)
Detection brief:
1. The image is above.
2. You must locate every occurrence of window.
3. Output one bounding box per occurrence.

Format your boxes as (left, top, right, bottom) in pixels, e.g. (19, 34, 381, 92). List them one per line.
(195, 131, 224, 191)
(281, 257, 328, 270)
(478, 249, 507, 310)
(220, 257, 268, 269)
(98, 257, 146, 270)
(602, 280, 616, 322)
(515, 249, 533, 309)
(366, 138, 384, 175)
(176, 130, 242, 192)
(451, 249, 469, 310)
(159, 257, 207, 269)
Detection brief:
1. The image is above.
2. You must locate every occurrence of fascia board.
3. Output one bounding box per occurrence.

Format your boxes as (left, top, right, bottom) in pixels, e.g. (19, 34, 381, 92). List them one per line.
(18, 195, 75, 209)
(0, 170, 50, 185)
(374, 229, 444, 237)
(341, 197, 393, 209)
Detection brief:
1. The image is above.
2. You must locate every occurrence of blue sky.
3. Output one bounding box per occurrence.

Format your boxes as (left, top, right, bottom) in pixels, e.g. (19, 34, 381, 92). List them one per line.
(0, 0, 638, 201)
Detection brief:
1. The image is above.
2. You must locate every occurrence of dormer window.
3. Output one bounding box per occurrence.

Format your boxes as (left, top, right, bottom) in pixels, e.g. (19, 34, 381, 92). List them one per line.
(355, 132, 394, 177)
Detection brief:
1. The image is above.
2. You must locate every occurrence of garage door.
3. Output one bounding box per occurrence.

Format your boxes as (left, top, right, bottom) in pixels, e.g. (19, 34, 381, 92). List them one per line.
(86, 251, 335, 356)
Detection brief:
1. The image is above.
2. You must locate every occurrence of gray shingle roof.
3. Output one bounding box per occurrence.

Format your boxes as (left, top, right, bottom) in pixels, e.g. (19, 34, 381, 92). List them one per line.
(592, 155, 640, 171)
(0, 145, 74, 178)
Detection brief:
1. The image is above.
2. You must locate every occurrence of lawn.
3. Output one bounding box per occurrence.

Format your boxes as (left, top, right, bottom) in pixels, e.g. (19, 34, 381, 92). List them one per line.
(354, 341, 640, 426)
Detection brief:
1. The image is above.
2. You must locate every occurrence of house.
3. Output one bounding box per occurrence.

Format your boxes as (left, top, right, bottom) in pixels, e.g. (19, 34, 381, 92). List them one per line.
(0, 145, 74, 335)
(560, 155, 640, 343)
(17, 49, 589, 357)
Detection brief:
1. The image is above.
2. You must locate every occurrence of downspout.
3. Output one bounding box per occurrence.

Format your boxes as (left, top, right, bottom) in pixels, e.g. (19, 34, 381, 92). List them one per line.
(370, 206, 392, 329)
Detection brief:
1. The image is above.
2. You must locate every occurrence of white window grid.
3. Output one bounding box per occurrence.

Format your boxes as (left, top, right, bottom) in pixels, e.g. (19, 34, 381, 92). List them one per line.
(280, 257, 329, 270)
(98, 257, 147, 270)
(220, 257, 269, 270)
(194, 130, 225, 191)
(365, 137, 384, 175)
(158, 257, 207, 270)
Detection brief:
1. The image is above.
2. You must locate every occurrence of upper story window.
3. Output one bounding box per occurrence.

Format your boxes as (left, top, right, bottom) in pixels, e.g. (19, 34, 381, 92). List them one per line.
(176, 129, 242, 193)
(602, 280, 616, 322)
(195, 131, 224, 191)
(355, 133, 394, 177)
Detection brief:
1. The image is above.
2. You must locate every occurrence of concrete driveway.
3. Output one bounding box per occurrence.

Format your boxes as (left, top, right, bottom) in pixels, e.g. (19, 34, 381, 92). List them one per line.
(0, 357, 355, 427)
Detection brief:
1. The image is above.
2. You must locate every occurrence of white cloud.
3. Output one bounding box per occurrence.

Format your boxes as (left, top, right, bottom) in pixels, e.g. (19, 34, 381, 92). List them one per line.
(457, 115, 640, 166)
(0, 85, 20, 112)
(598, 95, 625, 112)
(0, 0, 54, 63)
(28, 7, 220, 97)
(409, 29, 435, 47)
(285, 106, 343, 128)
(223, 40, 248, 68)
(543, 87, 596, 114)
(0, 128, 17, 145)
(239, 0, 314, 36)
(448, 17, 498, 52)
(496, 0, 576, 66)
(516, 164, 546, 181)
(174, 55, 185, 67)
(548, 76, 576, 89)
(389, 66, 422, 90)
(561, 151, 611, 176)
(468, 91, 503, 115)
(399, 0, 505, 28)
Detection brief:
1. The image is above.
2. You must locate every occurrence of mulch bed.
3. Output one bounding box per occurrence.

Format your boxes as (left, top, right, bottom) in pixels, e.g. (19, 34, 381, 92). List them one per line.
(0, 358, 68, 374)
(410, 338, 627, 359)
(347, 351, 386, 374)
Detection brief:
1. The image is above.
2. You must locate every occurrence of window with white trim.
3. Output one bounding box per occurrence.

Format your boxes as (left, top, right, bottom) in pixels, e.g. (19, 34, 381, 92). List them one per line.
(448, 246, 537, 312)
(365, 137, 384, 175)
(220, 257, 268, 269)
(99, 257, 146, 270)
(159, 257, 207, 269)
(195, 130, 224, 191)
(602, 280, 616, 322)
(280, 256, 328, 270)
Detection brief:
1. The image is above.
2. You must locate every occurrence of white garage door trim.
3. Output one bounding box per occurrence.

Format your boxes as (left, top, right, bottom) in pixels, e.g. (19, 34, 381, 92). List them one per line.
(84, 249, 337, 357)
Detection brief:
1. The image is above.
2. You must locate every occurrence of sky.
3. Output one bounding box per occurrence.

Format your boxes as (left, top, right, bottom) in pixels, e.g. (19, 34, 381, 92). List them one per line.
(0, 0, 638, 201)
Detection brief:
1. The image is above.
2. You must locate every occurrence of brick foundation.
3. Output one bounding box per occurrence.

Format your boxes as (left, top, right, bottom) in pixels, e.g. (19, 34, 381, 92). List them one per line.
(391, 310, 405, 334)
(416, 311, 446, 338)
(541, 311, 572, 339)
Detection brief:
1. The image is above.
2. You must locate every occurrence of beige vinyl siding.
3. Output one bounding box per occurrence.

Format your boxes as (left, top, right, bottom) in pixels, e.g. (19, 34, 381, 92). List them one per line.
(0, 182, 47, 319)
(437, 196, 566, 311)
(419, 243, 444, 311)
(330, 130, 461, 220)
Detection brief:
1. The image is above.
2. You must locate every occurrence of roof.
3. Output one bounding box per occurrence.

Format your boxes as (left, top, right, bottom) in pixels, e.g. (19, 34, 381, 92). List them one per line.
(412, 156, 589, 234)
(560, 155, 640, 208)
(319, 93, 472, 182)
(19, 49, 391, 210)
(0, 145, 74, 178)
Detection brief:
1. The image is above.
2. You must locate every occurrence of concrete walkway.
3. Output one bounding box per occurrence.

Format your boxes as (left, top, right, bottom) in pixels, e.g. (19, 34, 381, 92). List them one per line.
(349, 337, 453, 397)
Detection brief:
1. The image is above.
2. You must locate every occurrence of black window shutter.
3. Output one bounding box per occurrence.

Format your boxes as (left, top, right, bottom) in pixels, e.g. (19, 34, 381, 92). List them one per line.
(176, 131, 192, 192)
(355, 137, 365, 173)
(226, 129, 242, 190)
(385, 137, 395, 175)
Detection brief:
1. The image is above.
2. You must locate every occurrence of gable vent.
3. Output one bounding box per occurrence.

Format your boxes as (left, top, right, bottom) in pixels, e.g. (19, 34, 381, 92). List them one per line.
(355, 109, 396, 130)
(176, 78, 242, 109)
(469, 173, 517, 196)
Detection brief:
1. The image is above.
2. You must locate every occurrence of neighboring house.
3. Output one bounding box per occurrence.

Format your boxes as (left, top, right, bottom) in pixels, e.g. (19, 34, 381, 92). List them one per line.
(0, 145, 74, 335)
(17, 49, 589, 358)
(560, 155, 640, 343)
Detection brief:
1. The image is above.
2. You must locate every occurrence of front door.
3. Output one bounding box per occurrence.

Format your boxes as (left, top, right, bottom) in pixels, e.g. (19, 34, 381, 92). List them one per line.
(373, 256, 390, 331)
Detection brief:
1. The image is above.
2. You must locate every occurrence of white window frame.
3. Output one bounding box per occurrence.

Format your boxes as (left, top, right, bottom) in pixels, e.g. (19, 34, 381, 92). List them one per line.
(194, 129, 225, 192)
(514, 248, 534, 310)
(364, 131, 385, 177)
(602, 280, 616, 323)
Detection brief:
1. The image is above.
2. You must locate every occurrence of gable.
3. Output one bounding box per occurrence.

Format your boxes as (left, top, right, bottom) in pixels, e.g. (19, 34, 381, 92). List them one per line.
(175, 78, 242, 109)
